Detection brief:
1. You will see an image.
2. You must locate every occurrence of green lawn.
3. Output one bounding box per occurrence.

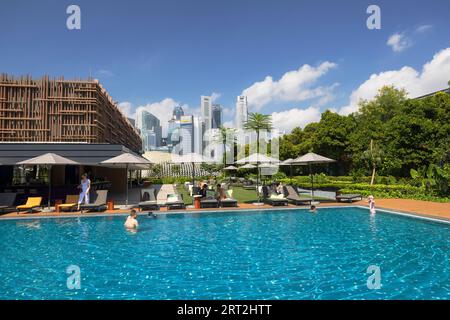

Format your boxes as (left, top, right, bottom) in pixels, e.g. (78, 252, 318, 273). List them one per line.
(176, 185, 329, 205)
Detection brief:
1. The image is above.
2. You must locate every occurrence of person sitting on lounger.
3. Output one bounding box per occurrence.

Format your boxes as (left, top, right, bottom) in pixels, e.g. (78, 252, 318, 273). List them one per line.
(198, 183, 208, 198)
(216, 184, 226, 200)
(124, 210, 139, 229)
(276, 182, 284, 195)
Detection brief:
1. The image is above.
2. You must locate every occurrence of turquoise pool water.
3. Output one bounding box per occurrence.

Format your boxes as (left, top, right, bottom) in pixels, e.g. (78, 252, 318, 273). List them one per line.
(0, 207, 448, 300)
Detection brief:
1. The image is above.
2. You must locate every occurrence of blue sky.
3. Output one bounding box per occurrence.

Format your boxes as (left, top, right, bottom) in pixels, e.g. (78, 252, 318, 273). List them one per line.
(1, 0, 450, 132)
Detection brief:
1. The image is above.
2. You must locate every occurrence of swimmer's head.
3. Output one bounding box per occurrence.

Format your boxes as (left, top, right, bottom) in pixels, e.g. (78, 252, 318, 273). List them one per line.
(130, 209, 137, 218)
(310, 205, 316, 211)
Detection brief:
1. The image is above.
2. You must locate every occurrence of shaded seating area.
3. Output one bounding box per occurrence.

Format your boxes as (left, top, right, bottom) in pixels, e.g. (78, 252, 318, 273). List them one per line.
(336, 193, 363, 203)
(0, 192, 17, 214)
(283, 185, 312, 206)
(262, 186, 288, 206)
(16, 197, 43, 214)
(57, 195, 79, 212)
(138, 188, 160, 211)
(80, 190, 108, 213)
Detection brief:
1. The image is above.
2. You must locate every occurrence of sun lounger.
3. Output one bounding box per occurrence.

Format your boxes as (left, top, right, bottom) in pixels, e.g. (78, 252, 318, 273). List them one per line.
(336, 193, 362, 202)
(219, 189, 238, 207)
(0, 192, 17, 214)
(57, 195, 79, 212)
(166, 194, 186, 210)
(80, 190, 108, 213)
(200, 190, 220, 208)
(16, 196, 42, 214)
(138, 188, 160, 211)
(262, 186, 288, 206)
(283, 185, 312, 205)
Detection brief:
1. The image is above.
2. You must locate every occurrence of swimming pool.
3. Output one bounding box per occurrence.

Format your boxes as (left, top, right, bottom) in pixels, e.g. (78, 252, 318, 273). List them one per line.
(0, 207, 448, 300)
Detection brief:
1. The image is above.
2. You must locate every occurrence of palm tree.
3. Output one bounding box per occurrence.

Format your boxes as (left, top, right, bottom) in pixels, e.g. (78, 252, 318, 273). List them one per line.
(363, 139, 383, 185)
(244, 112, 273, 154)
(214, 126, 236, 167)
(244, 112, 273, 202)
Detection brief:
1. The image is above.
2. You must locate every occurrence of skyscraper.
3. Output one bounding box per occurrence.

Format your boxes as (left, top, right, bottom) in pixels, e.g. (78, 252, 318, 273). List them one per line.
(136, 109, 162, 151)
(173, 105, 184, 120)
(235, 95, 248, 129)
(193, 116, 203, 155)
(201, 95, 212, 132)
(211, 104, 222, 129)
(179, 115, 194, 155)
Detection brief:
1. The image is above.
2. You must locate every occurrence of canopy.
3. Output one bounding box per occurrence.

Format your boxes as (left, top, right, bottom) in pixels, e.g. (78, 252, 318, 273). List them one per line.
(170, 152, 214, 164)
(18, 153, 79, 209)
(223, 165, 238, 171)
(292, 152, 335, 164)
(17, 152, 78, 165)
(239, 163, 256, 169)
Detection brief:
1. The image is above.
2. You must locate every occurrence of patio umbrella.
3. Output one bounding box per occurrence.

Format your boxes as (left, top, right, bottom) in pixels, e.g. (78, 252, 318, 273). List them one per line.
(18, 153, 79, 209)
(239, 163, 256, 169)
(292, 152, 335, 200)
(236, 153, 279, 204)
(170, 153, 214, 186)
(101, 153, 153, 207)
(224, 165, 238, 182)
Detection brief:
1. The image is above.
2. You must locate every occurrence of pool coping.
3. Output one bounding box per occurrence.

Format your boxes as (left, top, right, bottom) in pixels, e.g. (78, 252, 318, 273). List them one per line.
(1, 205, 449, 225)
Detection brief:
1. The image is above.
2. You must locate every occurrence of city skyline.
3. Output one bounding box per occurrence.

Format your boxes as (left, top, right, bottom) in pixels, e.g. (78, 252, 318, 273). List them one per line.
(1, 1, 450, 133)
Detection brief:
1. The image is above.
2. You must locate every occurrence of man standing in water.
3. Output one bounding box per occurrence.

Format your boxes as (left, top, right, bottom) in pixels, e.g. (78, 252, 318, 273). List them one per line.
(77, 173, 91, 211)
(125, 210, 139, 229)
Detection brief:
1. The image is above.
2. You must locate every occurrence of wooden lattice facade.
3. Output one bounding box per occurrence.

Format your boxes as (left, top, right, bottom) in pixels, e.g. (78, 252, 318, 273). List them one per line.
(0, 75, 142, 152)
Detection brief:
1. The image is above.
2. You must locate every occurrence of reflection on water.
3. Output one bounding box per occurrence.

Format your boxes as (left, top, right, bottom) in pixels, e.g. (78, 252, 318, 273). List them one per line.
(16, 220, 41, 229)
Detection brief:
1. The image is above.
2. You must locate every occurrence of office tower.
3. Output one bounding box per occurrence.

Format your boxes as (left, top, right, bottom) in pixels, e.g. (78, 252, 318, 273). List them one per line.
(201, 95, 212, 132)
(193, 116, 203, 155)
(211, 104, 222, 129)
(235, 95, 248, 130)
(172, 105, 184, 120)
(167, 118, 181, 150)
(136, 109, 162, 151)
(179, 115, 194, 155)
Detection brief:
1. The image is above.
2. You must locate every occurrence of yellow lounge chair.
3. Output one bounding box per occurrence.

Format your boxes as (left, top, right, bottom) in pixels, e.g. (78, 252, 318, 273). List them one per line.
(16, 197, 42, 214)
(57, 195, 79, 212)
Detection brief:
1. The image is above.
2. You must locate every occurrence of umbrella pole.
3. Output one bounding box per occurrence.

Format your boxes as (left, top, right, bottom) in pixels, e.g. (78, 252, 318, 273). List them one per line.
(257, 162, 260, 203)
(192, 162, 195, 187)
(126, 164, 129, 207)
(290, 164, 293, 184)
(48, 165, 52, 209)
(309, 163, 314, 201)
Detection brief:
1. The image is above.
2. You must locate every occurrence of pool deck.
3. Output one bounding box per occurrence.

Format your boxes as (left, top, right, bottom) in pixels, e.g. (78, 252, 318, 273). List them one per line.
(0, 198, 449, 222)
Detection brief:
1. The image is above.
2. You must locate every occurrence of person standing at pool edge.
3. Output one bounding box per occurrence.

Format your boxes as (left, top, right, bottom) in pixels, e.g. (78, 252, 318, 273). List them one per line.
(77, 173, 91, 210)
(368, 195, 376, 215)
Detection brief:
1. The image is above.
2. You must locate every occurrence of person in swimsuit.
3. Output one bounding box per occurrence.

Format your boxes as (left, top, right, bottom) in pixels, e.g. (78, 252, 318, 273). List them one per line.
(77, 173, 91, 210)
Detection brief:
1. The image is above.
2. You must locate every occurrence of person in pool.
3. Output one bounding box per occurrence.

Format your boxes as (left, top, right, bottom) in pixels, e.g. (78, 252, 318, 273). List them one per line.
(124, 210, 139, 229)
(309, 204, 317, 213)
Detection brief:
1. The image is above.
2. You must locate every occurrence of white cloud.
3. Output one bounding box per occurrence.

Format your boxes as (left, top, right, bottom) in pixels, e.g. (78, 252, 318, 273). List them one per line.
(242, 62, 337, 110)
(271, 106, 322, 133)
(415, 24, 432, 33)
(387, 32, 412, 52)
(338, 47, 450, 115)
(117, 101, 133, 118)
(211, 92, 221, 102)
